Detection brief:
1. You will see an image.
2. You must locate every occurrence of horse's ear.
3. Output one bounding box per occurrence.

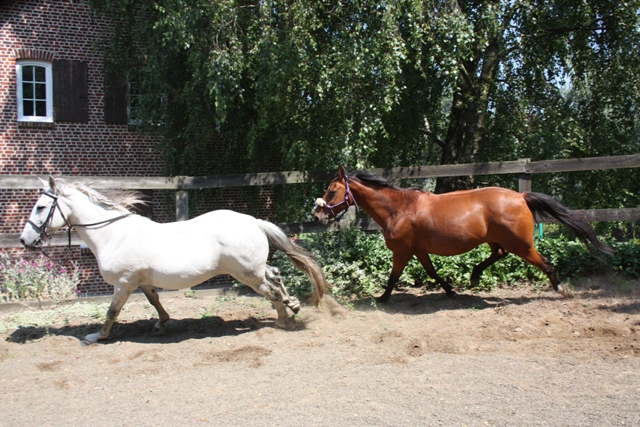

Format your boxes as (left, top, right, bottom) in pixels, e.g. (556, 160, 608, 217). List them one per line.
(48, 176, 57, 193)
(38, 177, 48, 190)
(338, 165, 347, 180)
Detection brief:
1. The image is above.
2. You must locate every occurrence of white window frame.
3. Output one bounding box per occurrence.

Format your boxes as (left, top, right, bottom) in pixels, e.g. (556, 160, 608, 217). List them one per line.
(16, 60, 54, 123)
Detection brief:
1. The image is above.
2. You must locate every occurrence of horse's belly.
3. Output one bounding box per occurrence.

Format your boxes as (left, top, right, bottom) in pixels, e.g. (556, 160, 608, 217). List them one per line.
(426, 240, 483, 256)
(146, 249, 251, 289)
(151, 270, 219, 290)
(411, 219, 488, 256)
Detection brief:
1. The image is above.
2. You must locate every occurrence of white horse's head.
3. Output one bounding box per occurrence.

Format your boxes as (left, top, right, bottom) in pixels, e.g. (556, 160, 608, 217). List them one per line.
(20, 176, 72, 249)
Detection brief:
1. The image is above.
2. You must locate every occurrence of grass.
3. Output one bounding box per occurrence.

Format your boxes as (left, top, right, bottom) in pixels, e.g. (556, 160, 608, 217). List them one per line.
(0, 302, 110, 335)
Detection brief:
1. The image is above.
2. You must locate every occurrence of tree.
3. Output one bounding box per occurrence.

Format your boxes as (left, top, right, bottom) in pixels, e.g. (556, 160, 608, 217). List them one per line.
(90, 0, 640, 211)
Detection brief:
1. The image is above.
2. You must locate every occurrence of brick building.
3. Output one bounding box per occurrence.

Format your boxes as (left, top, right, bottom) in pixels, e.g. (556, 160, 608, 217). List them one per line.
(1, 1, 280, 297)
(0, 0, 264, 296)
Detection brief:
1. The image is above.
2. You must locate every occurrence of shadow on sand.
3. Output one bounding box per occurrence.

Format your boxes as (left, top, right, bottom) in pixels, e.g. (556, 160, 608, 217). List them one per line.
(6, 313, 308, 346)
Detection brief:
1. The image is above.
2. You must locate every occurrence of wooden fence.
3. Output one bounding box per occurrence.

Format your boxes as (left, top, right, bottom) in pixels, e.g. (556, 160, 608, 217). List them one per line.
(2, 154, 640, 248)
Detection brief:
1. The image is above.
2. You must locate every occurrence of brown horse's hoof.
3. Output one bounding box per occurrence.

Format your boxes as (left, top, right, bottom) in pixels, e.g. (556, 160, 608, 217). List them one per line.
(556, 284, 574, 298)
(445, 289, 457, 298)
(376, 295, 390, 304)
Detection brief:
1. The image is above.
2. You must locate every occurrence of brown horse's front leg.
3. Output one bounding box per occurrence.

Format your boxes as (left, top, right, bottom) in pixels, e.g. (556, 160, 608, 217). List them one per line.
(415, 252, 456, 298)
(377, 252, 412, 303)
(377, 272, 401, 303)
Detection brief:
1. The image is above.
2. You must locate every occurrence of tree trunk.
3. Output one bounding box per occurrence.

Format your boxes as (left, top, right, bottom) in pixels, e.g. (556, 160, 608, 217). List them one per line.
(435, 6, 512, 194)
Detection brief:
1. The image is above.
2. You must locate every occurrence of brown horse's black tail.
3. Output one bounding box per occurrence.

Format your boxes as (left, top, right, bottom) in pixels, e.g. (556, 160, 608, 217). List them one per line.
(523, 192, 614, 255)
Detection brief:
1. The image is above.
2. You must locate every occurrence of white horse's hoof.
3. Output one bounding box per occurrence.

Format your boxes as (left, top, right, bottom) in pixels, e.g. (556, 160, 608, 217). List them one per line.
(82, 332, 101, 345)
(274, 319, 289, 329)
(284, 297, 301, 314)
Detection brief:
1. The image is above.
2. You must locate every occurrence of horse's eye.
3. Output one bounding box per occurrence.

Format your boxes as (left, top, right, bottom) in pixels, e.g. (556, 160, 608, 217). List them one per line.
(327, 191, 336, 199)
(36, 206, 45, 212)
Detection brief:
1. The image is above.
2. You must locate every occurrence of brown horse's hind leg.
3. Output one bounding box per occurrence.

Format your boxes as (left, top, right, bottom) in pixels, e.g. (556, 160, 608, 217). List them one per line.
(470, 243, 508, 287)
(377, 251, 413, 303)
(415, 252, 457, 298)
(514, 247, 572, 298)
(141, 285, 170, 335)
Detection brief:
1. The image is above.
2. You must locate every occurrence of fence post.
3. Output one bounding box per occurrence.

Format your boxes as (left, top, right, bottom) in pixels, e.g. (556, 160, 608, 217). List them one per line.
(175, 188, 191, 294)
(518, 158, 531, 193)
(176, 190, 189, 221)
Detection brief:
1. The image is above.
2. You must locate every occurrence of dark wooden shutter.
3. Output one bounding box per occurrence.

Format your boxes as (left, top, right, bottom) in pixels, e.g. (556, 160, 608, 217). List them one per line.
(104, 71, 128, 124)
(52, 60, 88, 122)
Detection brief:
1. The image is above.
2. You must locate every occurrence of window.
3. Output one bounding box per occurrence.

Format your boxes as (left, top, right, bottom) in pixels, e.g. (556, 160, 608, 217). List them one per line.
(16, 61, 53, 122)
(105, 65, 157, 126)
(127, 68, 145, 125)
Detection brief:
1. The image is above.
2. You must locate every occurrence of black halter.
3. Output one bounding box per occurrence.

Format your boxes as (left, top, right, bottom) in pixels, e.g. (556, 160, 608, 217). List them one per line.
(27, 190, 130, 260)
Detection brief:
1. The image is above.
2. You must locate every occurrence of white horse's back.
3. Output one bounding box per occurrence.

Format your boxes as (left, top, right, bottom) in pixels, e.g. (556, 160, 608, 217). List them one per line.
(102, 210, 269, 290)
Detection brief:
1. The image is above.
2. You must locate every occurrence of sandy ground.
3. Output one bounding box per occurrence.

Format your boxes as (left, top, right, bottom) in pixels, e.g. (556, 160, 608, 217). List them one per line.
(0, 278, 639, 427)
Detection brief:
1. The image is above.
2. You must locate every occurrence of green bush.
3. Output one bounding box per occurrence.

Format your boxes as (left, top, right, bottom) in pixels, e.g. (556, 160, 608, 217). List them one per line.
(271, 228, 639, 302)
(0, 253, 80, 302)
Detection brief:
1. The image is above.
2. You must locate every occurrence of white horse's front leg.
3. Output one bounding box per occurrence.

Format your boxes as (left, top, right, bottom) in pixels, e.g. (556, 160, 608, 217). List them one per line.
(83, 285, 133, 345)
(140, 285, 170, 335)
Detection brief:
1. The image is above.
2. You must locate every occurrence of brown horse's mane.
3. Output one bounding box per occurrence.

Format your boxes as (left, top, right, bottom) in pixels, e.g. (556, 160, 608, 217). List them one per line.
(349, 170, 426, 193)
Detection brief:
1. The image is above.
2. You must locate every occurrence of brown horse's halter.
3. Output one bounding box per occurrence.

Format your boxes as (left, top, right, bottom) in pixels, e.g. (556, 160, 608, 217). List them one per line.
(27, 190, 130, 260)
(315, 174, 359, 222)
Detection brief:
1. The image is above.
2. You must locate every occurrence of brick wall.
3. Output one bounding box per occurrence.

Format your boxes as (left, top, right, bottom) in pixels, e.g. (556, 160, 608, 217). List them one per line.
(0, 1, 277, 297)
(0, 0, 166, 295)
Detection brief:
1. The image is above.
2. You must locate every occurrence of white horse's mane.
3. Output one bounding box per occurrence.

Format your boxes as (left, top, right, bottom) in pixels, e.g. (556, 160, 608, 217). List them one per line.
(56, 179, 147, 213)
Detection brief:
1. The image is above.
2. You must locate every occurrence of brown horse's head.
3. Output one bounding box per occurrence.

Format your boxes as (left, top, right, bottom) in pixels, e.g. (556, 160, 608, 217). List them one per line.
(313, 165, 355, 224)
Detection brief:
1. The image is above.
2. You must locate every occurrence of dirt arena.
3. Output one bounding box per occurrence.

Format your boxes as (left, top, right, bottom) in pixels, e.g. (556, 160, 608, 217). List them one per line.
(1, 278, 639, 426)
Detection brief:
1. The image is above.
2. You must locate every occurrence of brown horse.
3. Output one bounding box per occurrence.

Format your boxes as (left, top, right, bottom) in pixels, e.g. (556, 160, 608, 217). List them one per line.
(313, 165, 614, 302)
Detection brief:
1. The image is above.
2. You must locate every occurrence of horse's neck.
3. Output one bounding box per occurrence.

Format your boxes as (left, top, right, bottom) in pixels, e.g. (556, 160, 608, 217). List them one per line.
(63, 193, 128, 251)
(350, 181, 399, 226)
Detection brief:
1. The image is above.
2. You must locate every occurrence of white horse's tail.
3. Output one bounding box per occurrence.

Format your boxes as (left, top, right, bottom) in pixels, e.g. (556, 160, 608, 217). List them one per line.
(256, 220, 328, 305)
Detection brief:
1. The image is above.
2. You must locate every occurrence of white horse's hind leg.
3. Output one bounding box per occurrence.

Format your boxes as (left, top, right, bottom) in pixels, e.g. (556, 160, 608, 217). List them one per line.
(140, 285, 170, 335)
(266, 265, 300, 314)
(233, 264, 300, 328)
(83, 285, 133, 345)
(253, 281, 291, 328)
(272, 301, 290, 329)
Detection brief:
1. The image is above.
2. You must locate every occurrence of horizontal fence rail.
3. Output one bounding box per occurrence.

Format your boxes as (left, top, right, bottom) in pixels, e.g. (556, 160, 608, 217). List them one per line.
(2, 154, 639, 248)
(3, 154, 640, 190)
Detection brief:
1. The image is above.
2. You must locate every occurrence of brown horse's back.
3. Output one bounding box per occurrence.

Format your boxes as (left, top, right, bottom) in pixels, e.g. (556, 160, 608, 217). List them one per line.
(410, 187, 533, 256)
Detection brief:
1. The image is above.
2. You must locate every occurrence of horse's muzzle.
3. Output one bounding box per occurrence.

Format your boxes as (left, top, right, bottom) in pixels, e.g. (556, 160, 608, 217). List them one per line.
(313, 211, 330, 225)
(20, 225, 44, 250)
(20, 237, 41, 250)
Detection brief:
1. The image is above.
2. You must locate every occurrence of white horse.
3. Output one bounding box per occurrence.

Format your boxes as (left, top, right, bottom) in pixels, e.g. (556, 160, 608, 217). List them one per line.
(20, 177, 328, 344)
